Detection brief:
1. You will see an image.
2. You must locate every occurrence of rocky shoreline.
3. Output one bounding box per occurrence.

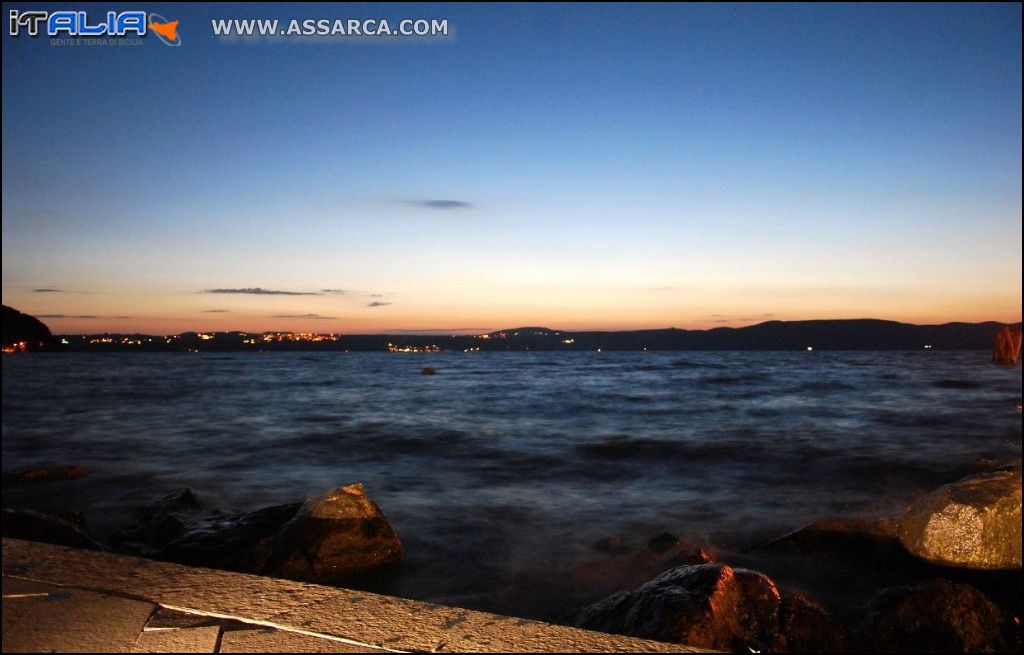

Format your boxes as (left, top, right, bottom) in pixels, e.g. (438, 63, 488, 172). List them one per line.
(3, 462, 1021, 653)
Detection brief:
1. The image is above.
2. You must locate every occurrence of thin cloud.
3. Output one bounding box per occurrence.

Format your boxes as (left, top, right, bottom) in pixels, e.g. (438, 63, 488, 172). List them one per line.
(202, 309, 231, 313)
(204, 287, 321, 296)
(33, 288, 63, 293)
(405, 199, 472, 210)
(321, 289, 349, 294)
(273, 313, 337, 319)
(36, 314, 131, 319)
(367, 301, 392, 308)
(383, 327, 492, 334)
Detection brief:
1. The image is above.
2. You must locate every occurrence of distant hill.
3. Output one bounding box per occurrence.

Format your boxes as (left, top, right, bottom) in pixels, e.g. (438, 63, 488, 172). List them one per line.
(52, 318, 1019, 352)
(1, 305, 59, 352)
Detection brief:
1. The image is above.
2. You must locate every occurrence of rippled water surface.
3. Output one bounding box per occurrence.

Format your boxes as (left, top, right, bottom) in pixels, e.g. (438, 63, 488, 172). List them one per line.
(3, 351, 1021, 612)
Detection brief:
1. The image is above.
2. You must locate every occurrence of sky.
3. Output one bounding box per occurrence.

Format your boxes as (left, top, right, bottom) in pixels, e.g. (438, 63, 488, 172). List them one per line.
(2, 2, 1021, 334)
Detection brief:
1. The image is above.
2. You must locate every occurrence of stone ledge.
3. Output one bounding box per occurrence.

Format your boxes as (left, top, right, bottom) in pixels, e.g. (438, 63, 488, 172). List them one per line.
(2, 538, 705, 653)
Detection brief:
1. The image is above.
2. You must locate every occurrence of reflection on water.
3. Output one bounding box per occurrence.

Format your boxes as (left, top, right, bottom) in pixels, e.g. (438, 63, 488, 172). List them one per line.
(2, 351, 1021, 612)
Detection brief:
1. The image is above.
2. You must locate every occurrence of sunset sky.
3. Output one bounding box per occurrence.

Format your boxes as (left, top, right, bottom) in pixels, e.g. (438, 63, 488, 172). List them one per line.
(2, 3, 1021, 335)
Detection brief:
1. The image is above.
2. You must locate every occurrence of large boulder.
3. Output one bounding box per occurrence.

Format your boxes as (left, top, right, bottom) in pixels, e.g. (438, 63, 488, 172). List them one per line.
(572, 563, 783, 651)
(898, 466, 1022, 570)
(497, 532, 713, 620)
(774, 595, 850, 653)
(110, 488, 203, 554)
(862, 579, 1020, 652)
(159, 502, 302, 572)
(264, 483, 403, 583)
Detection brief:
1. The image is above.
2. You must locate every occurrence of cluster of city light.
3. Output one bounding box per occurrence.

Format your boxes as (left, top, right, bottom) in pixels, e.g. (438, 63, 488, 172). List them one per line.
(258, 332, 341, 343)
(2, 341, 28, 353)
(86, 337, 149, 345)
(386, 343, 441, 353)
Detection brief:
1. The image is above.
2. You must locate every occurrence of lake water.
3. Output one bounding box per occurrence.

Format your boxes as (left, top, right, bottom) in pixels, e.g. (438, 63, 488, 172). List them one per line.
(2, 351, 1021, 615)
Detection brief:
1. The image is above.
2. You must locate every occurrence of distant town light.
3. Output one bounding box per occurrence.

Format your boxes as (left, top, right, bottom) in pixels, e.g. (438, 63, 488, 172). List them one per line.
(806, 346, 813, 351)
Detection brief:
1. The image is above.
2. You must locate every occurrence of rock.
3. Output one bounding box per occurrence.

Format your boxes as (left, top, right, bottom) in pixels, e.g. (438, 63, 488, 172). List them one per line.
(647, 532, 680, 554)
(420, 366, 436, 375)
(1, 305, 60, 351)
(150, 488, 203, 514)
(593, 535, 628, 555)
(2, 508, 103, 550)
(2, 465, 88, 484)
(773, 595, 850, 652)
(863, 579, 1020, 652)
(501, 533, 713, 620)
(264, 483, 403, 583)
(572, 563, 782, 651)
(898, 466, 1022, 569)
(993, 325, 1022, 365)
(110, 489, 204, 554)
(159, 502, 302, 572)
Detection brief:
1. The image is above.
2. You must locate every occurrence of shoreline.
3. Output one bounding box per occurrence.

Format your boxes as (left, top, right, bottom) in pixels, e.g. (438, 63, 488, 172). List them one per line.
(3, 459, 1021, 652)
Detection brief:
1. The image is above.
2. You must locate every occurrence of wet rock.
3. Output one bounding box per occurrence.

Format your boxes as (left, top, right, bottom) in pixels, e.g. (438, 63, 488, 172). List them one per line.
(264, 483, 403, 583)
(501, 533, 713, 621)
(159, 502, 302, 572)
(151, 488, 203, 514)
(898, 466, 1022, 569)
(2, 508, 103, 550)
(2, 465, 88, 484)
(572, 563, 781, 651)
(645, 532, 714, 567)
(647, 532, 681, 554)
(863, 578, 1020, 652)
(420, 366, 436, 375)
(754, 517, 901, 557)
(773, 595, 850, 652)
(593, 535, 628, 555)
(110, 489, 203, 554)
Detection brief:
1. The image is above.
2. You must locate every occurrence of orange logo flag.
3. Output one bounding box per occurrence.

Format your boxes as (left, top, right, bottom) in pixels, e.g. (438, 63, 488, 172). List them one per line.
(149, 19, 178, 41)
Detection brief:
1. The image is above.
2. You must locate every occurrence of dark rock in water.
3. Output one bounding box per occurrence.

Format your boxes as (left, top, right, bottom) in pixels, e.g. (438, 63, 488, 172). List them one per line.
(743, 514, 1023, 622)
(152, 488, 203, 514)
(2, 508, 103, 550)
(754, 517, 902, 558)
(647, 532, 680, 554)
(502, 533, 713, 621)
(420, 366, 437, 375)
(773, 595, 850, 653)
(264, 483, 403, 583)
(2, 465, 88, 484)
(863, 579, 1020, 653)
(898, 466, 1022, 570)
(572, 563, 782, 651)
(159, 502, 302, 572)
(110, 488, 204, 554)
(593, 535, 628, 555)
(1, 305, 60, 352)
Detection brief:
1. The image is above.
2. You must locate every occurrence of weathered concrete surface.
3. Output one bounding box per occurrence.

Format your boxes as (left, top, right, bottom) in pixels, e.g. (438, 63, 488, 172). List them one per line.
(2, 586, 156, 653)
(219, 628, 369, 653)
(3, 538, 704, 653)
(131, 626, 221, 653)
(898, 466, 1022, 569)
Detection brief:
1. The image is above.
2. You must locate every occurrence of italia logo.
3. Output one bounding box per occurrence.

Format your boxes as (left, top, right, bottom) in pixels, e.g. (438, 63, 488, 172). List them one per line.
(8, 10, 181, 46)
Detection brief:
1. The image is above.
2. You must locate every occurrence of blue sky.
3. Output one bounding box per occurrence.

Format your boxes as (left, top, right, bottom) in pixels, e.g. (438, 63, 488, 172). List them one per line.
(2, 3, 1021, 333)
